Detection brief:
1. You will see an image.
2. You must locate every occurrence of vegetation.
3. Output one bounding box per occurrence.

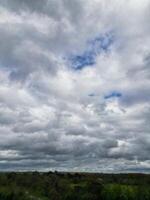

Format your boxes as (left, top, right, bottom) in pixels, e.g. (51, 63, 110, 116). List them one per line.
(0, 172, 150, 200)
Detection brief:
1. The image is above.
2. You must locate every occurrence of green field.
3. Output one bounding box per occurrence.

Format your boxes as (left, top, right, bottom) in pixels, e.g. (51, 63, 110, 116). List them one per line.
(0, 172, 150, 200)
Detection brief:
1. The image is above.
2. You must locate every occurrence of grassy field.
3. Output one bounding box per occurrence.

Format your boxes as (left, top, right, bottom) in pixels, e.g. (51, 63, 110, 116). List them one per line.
(0, 172, 150, 200)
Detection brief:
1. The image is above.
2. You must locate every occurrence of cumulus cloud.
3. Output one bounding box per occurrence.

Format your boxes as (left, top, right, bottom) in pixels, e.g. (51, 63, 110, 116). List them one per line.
(0, 0, 150, 172)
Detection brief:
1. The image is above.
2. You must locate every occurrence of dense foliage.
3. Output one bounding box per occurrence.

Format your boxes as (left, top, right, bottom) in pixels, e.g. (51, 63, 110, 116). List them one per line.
(0, 172, 150, 200)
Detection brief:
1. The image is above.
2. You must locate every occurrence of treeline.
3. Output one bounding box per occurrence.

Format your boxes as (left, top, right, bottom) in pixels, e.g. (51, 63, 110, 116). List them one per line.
(0, 172, 150, 200)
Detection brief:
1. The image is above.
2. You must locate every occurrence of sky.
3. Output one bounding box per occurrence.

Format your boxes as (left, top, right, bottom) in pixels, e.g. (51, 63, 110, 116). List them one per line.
(0, 0, 150, 172)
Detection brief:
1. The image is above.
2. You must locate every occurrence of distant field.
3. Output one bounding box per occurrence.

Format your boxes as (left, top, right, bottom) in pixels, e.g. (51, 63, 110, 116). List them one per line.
(0, 172, 150, 200)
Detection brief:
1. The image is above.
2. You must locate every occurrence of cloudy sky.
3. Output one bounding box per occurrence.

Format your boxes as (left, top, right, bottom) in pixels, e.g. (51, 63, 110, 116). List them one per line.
(0, 0, 150, 172)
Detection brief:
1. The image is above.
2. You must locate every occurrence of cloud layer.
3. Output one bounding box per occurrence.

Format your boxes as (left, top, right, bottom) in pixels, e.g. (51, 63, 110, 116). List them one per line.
(0, 0, 150, 172)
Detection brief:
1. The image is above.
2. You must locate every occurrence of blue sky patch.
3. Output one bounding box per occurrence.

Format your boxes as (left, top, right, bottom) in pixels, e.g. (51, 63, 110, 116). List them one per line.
(104, 91, 122, 99)
(89, 33, 114, 52)
(70, 52, 95, 70)
(88, 93, 95, 97)
(69, 32, 114, 70)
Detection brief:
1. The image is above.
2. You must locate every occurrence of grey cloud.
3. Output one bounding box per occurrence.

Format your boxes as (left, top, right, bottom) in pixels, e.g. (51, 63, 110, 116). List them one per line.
(0, 0, 150, 172)
(0, 0, 47, 13)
